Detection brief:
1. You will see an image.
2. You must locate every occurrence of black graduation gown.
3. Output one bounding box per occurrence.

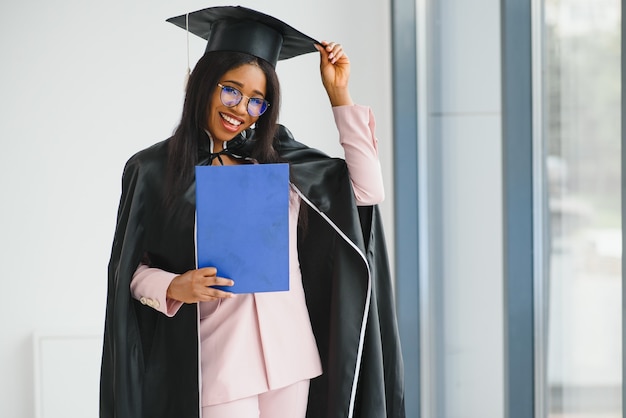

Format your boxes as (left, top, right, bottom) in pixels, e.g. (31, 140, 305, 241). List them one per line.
(99, 125, 405, 418)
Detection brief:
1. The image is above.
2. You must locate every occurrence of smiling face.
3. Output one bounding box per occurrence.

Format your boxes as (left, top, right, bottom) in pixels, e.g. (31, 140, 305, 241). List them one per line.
(206, 63, 268, 148)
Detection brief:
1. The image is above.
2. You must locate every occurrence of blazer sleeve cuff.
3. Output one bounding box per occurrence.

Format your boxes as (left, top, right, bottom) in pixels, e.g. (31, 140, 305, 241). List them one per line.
(130, 264, 184, 317)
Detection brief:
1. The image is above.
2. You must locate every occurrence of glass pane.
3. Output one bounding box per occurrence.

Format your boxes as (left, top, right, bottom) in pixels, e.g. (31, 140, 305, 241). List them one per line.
(543, 0, 622, 417)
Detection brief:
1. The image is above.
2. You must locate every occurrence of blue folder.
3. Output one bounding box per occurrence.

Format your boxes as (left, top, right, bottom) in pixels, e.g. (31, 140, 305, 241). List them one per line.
(195, 163, 290, 293)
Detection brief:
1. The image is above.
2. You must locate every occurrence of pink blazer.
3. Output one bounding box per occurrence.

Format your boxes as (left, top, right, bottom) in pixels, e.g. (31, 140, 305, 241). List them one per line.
(130, 104, 384, 406)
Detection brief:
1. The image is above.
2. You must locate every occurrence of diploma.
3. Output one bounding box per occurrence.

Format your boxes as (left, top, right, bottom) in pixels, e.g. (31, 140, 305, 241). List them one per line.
(195, 163, 290, 293)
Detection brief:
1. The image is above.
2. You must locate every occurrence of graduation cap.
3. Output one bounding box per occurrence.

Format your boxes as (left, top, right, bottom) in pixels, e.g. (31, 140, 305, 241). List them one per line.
(167, 6, 320, 68)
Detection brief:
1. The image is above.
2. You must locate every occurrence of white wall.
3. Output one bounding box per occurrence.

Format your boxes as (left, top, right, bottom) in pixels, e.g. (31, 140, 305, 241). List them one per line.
(0, 1, 392, 416)
(421, 0, 505, 416)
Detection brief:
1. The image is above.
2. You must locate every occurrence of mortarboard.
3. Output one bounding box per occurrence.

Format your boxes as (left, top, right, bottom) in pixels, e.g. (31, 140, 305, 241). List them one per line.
(167, 6, 320, 68)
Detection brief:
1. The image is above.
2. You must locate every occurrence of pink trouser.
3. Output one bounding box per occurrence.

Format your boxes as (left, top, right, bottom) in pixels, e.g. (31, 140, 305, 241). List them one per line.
(201, 380, 310, 418)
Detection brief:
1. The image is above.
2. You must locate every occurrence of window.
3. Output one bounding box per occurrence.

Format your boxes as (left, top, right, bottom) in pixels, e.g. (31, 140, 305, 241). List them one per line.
(540, 0, 622, 416)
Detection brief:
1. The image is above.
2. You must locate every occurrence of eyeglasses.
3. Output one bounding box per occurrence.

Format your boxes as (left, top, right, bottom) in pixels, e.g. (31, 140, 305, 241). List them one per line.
(217, 83, 270, 117)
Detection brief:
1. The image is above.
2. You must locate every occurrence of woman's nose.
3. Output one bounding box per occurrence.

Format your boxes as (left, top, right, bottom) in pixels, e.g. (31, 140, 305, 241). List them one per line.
(234, 98, 249, 115)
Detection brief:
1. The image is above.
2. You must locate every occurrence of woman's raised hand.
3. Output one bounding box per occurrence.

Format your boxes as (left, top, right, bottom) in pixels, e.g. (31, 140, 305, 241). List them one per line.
(166, 267, 235, 303)
(315, 41, 354, 107)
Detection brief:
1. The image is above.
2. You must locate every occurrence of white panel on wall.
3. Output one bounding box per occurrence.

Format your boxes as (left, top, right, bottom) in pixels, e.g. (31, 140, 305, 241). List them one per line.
(34, 333, 103, 418)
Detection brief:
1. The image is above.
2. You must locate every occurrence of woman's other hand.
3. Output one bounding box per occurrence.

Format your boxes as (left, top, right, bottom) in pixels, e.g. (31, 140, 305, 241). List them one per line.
(315, 41, 354, 107)
(166, 267, 235, 303)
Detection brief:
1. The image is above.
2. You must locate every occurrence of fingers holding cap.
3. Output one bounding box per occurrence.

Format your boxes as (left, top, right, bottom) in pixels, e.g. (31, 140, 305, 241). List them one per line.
(317, 40, 347, 65)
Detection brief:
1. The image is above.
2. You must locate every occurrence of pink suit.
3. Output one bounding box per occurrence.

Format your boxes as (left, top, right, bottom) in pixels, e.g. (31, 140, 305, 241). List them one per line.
(130, 104, 384, 409)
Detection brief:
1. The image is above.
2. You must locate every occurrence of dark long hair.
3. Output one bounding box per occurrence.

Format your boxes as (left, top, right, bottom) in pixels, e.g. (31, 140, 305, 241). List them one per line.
(165, 51, 281, 203)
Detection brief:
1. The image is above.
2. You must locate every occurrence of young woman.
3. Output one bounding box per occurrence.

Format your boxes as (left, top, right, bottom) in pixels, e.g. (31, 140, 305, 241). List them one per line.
(100, 6, 404, 418)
